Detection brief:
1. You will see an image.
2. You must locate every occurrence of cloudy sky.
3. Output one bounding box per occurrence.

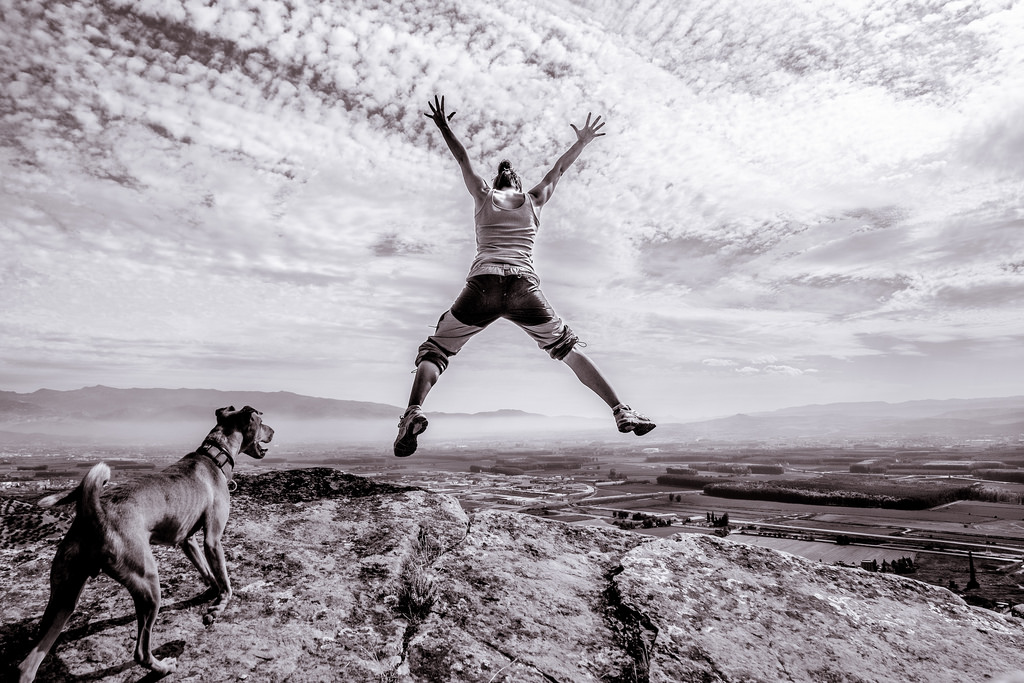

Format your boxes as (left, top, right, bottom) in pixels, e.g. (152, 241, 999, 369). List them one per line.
(2, 0, 1022, 421)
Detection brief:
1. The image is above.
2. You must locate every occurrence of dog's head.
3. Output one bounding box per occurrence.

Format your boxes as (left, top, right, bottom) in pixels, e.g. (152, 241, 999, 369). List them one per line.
(215, 405, 274, 459)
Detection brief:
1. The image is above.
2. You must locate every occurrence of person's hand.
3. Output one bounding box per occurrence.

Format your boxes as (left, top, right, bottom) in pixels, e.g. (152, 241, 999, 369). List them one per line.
(424, 95, 457, 129)
(570, 113, 606, 144)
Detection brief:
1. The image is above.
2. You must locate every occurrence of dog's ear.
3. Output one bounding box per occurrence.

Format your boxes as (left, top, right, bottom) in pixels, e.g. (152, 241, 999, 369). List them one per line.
(241, 405, 263, 416)
(215, 406, 236, 422)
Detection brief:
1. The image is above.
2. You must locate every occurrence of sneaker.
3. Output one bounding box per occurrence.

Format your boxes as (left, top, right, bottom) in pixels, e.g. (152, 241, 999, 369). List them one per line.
(394, 405, 429, 457)
(613, 404, 656, 436)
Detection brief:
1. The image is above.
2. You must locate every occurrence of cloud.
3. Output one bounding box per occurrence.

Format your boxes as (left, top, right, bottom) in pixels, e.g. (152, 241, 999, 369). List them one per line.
(763, 365, 814, 376)
(728, 362, 814, 377)
(1, 0, 1023, 418)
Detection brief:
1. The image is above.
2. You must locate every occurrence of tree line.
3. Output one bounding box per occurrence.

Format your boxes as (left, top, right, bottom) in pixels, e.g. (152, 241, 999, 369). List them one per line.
(655, 475, 990, 510)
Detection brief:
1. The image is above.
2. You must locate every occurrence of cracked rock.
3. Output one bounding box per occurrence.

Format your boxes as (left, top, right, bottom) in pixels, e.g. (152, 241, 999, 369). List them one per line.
(4, 469, 1024, 682)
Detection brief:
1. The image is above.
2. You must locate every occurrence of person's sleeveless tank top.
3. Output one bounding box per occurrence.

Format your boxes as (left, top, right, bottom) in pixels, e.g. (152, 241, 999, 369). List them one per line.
(467, 189, 540, 278)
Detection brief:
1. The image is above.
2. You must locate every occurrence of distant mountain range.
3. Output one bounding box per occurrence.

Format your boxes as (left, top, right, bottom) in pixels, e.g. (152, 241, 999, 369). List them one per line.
(0, 386, 400, 422)
(658, 396, 1024, 442)
(0, 387, 1021, 444)
(0, 387, 565, 424)
(0, 387, 595, 445)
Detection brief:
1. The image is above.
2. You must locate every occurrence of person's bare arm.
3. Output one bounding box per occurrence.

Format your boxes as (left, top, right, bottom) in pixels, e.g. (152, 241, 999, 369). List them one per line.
(529, 113, 606, 209)
(425, 95, 488, 208)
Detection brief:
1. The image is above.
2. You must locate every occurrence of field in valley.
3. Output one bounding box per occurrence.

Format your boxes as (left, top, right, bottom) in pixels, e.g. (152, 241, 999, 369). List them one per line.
(5, 438, 1024, 610)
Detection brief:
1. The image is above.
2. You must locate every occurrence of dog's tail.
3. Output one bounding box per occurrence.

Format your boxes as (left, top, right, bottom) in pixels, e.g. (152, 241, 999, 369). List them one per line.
(77, 463, 110, 529)
(39, 463, 110, 529)
(37, 487, 79, 507)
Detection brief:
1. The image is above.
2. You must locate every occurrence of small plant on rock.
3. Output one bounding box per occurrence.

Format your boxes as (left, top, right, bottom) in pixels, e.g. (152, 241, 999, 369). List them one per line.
(396, 562, 436, 622)
(395, 526, 442, 622)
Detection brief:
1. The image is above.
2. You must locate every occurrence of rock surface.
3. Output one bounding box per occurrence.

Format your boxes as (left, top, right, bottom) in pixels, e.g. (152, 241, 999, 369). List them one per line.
(1, 467, 1023, 682)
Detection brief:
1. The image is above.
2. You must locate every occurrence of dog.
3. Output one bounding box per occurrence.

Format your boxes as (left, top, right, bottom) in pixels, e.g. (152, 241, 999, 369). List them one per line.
(17, 405, 274, 682)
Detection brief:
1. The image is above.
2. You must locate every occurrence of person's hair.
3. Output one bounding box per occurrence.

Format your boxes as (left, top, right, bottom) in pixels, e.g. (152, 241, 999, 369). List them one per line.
(493, 159, 522, 191)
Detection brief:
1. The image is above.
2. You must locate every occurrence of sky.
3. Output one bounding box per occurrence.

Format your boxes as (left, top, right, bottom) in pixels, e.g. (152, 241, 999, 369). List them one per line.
(1, 0, 1023, 421)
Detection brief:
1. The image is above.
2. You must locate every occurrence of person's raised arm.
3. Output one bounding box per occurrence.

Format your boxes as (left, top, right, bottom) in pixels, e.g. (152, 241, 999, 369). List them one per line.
(529, 112, 606, 209)
(425, 95, 488, 207)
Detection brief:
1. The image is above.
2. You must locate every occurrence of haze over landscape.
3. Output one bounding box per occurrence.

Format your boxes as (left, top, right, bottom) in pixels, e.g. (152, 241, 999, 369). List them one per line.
(3, 0, 1024, 421)
(1, 386, 1021, 448)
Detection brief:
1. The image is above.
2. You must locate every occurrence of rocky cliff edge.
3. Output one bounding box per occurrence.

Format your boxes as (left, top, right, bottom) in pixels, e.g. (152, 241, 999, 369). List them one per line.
(3, 468, 1024, 682)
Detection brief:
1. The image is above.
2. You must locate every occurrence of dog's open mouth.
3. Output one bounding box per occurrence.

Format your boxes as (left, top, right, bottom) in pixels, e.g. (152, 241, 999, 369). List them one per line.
(253, 436, 273, 458)
(252, 426, 273, 459)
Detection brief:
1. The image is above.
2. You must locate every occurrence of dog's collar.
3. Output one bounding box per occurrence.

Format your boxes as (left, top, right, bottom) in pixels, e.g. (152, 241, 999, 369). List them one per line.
(196, 441, 235, 472)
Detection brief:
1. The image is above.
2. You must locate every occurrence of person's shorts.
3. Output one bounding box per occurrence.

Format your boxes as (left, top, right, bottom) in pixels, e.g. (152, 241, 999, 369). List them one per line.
(416, 274, 579, 373)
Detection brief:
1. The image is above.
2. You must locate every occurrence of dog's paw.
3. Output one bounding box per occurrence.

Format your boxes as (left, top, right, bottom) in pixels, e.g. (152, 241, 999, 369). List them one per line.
(203, 595, 230, 625)
(148, 656, 177, 675)
(203, 607, 224, 626)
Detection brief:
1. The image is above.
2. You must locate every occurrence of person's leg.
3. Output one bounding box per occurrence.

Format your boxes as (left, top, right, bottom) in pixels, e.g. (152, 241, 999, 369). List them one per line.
(507, 277, 616, 404)
(396, 321, 455, 457)
(396, 278, 499, 456)
(397, 329, 457, 458)
(407, 359, 441, 408)
(562, 348, 620, 408)
(395, 354, 439, 457)
(509, 276, 656, 435)
(408, 279, 499, 408)
(561, 349, 655, 434)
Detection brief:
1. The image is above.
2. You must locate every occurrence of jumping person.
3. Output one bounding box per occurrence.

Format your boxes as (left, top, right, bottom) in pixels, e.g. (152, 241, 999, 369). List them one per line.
(394, 95, 655, 457)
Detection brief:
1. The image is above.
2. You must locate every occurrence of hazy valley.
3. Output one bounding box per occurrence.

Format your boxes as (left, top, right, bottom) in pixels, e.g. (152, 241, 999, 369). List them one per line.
(2, 387, 1024, 681)
(3, 387, 1024, 617)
